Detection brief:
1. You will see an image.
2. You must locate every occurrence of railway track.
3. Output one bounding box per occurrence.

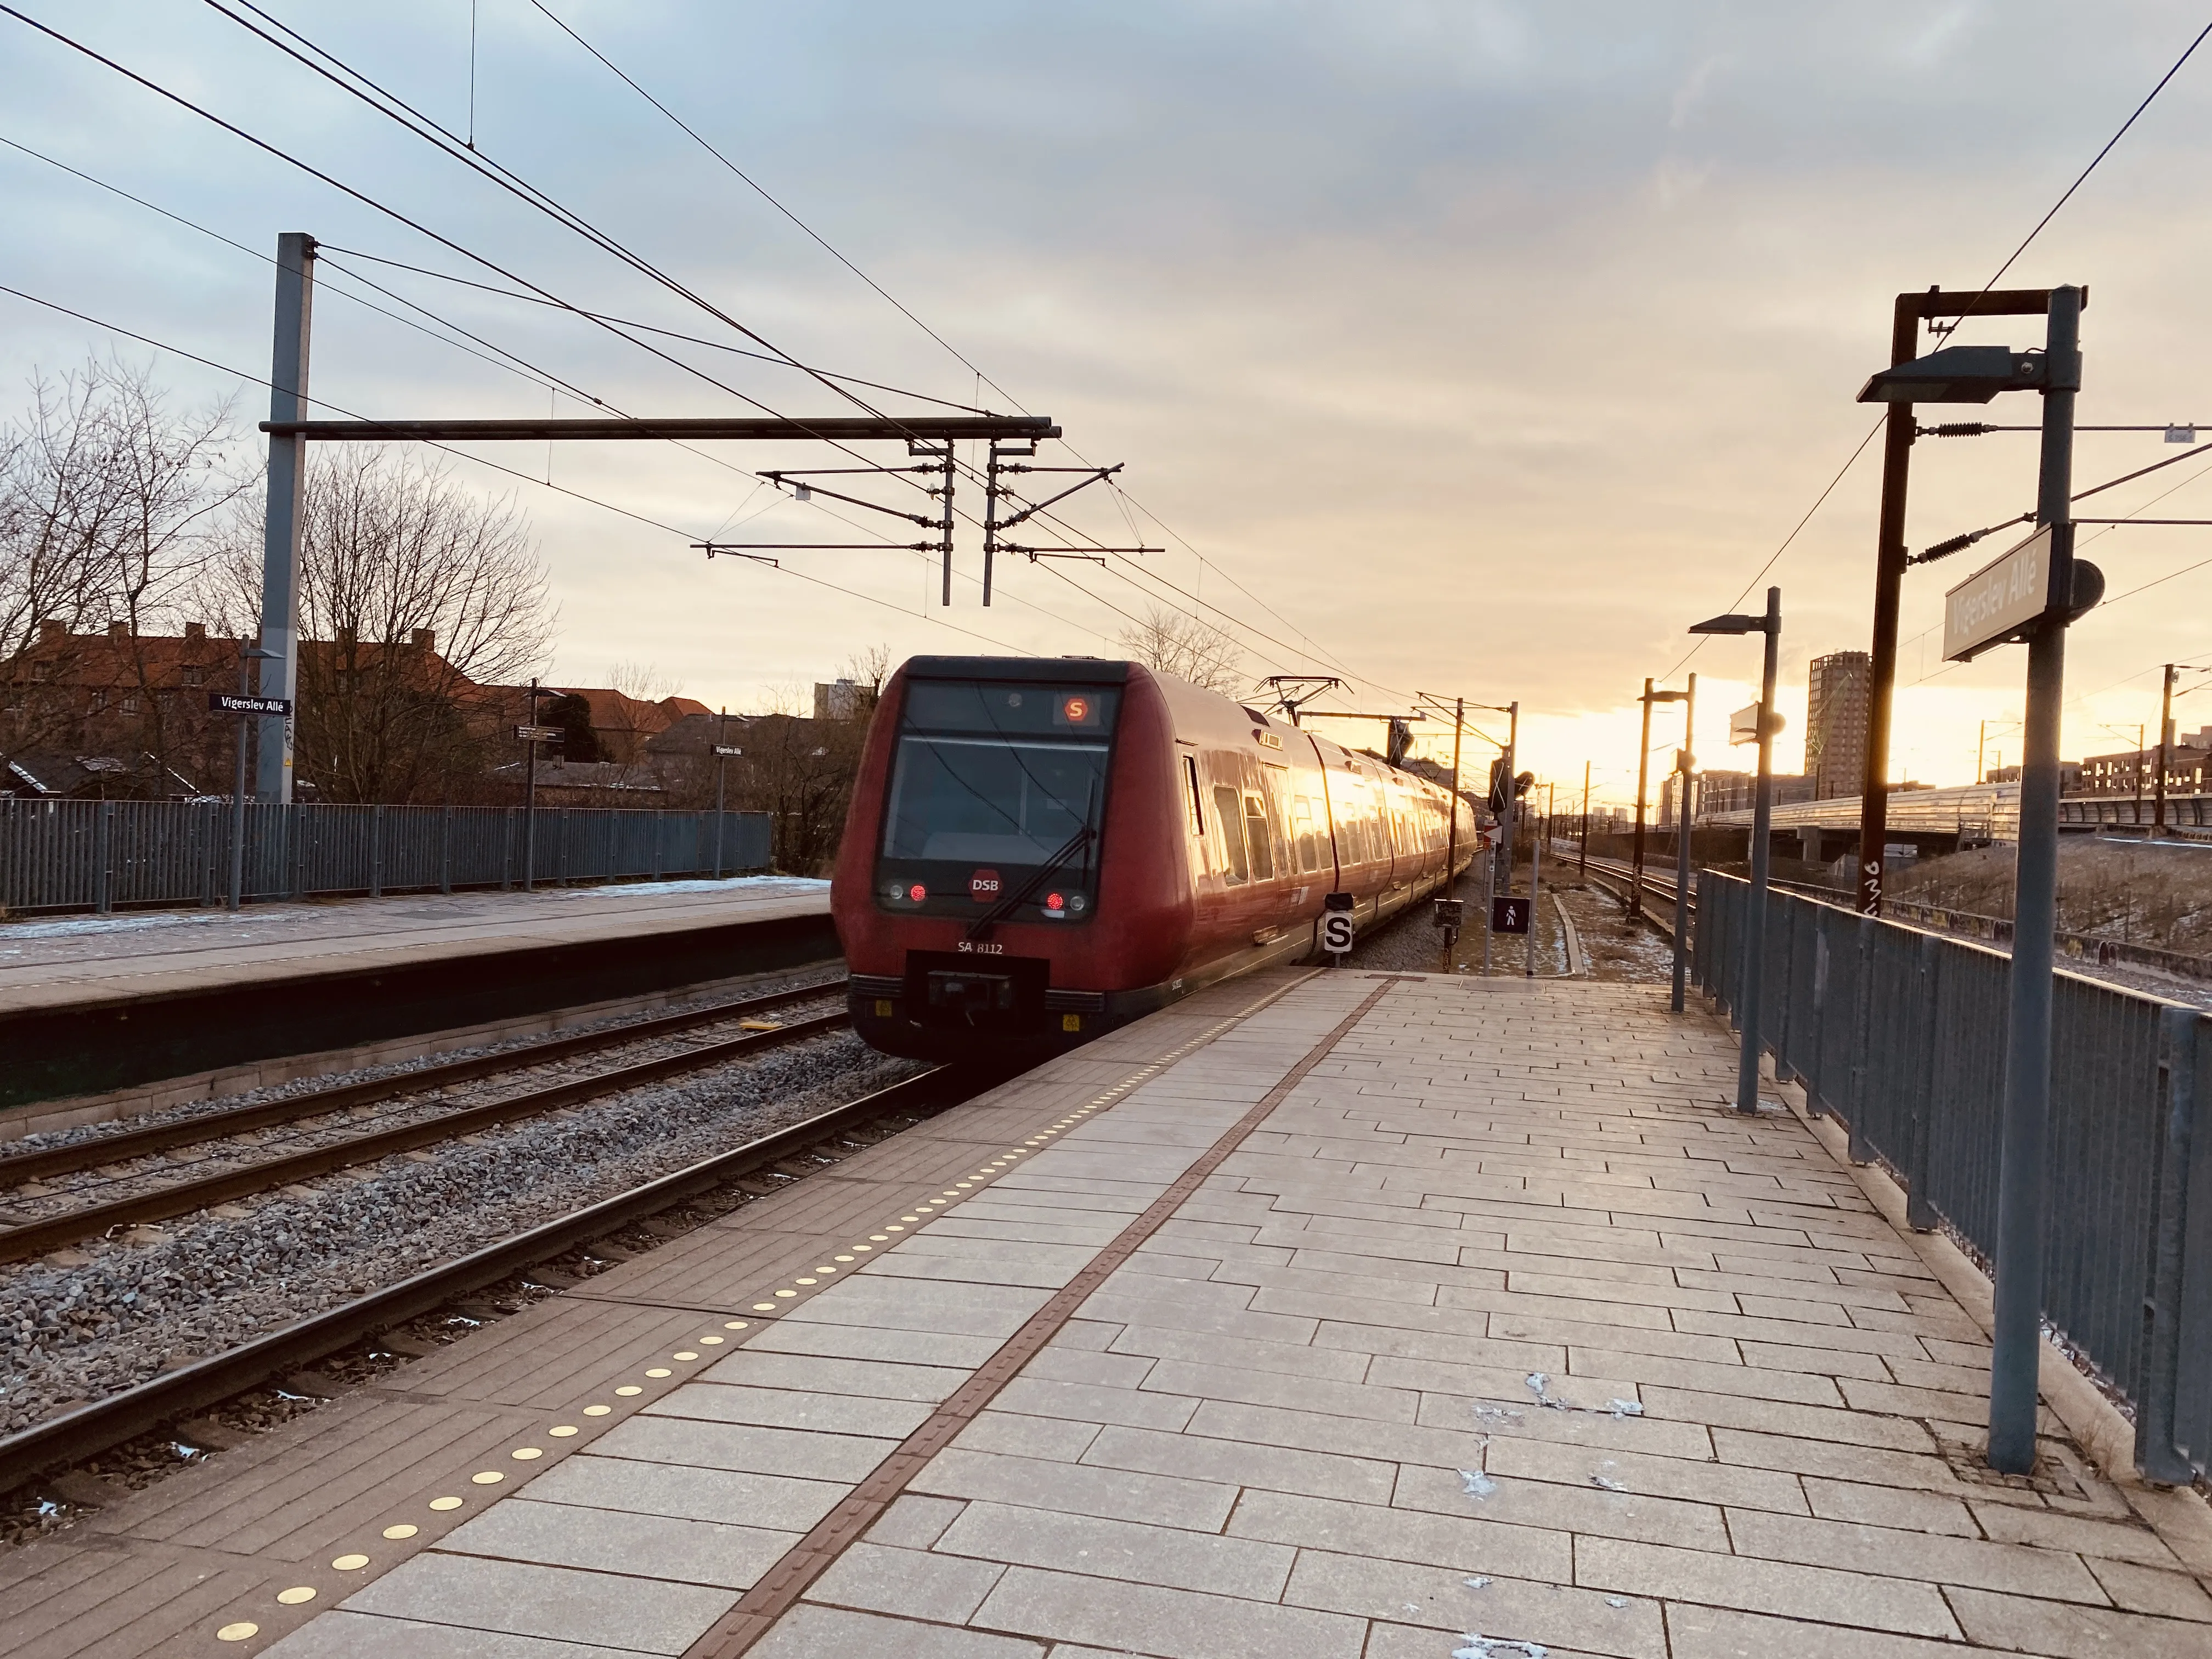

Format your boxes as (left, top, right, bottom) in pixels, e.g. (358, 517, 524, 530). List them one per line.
(0, 977, 851, 1265)
(1583, 854, 1690, 939)
(0, 1063, 991, 1493)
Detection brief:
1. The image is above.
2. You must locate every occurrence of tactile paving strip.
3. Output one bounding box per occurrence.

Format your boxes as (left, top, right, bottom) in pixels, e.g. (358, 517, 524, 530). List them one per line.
(682, 975, 1408, 1658)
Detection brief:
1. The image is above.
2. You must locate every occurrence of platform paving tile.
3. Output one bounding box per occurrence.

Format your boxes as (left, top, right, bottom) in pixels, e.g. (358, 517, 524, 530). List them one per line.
(752, 1603, 1045, 1658)
(909, 1446, 1238, 1530)
(1660, 1605, 1995, 1659)
(523, 1454, 849, 1531)
(337, 1553, 736, 1654)
(1391, 1458, 1736, 1552)
(586, 1410, 895, 1482)
(2085, 1555, 2212, 1619)
(641, 1379, 934, 1438)
(1560, 1345, 1844, 1406)
(740, 1316, 1003, 1368)
(990, 1374, 1200, 1431)
(260, 1610, 647, 1657)
(1105, 1319, 1373, 1381)
(805, 1540, 1009, 1622)
(434, 1494, 797, 1590)
(1575, 1535, 1960, 1637)
(1948, 1583, 2212, 1658)
(1725, 1506, 2114, 1600)
(969, 1563, 1367, 1659)
(953, 1408, 1104, 1462)
(1284, 1551, 1669, 1657)
(935, 1499, 1296, 1598)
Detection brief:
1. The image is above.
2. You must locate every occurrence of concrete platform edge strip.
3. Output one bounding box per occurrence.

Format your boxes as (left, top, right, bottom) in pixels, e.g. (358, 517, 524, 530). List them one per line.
(683, 973, 1412, 1658)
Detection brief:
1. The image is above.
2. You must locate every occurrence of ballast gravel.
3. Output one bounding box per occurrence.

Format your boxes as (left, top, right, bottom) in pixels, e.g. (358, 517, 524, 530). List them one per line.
(1, 964, 844, 1162)
(0, 1031, 918, 1435)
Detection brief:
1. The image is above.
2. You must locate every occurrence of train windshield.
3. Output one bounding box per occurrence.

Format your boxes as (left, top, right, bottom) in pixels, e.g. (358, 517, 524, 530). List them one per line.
(878, 680, 1119, 920)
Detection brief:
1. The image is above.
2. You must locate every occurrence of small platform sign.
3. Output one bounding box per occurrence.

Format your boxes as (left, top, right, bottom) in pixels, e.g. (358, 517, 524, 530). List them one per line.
(1944, 524, 2064, 662)
(712, 744, 744, 757)
(1321, 910, 1356, 955)
(208, 693, 291, 716)
(1730, 704, 1784, 746)
(514, 724, 563, 742)
(1491, 894, 1532, 935)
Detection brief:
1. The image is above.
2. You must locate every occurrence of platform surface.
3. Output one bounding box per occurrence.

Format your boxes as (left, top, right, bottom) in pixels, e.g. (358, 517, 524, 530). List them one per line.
(7, 969, 2210, 1659)
(0, 877, 830, 1017)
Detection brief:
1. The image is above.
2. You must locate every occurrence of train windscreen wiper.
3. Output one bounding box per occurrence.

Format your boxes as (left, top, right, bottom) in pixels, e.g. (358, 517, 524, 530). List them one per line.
(966, 778, 1099, 941)
(964, 822, 1094, 941)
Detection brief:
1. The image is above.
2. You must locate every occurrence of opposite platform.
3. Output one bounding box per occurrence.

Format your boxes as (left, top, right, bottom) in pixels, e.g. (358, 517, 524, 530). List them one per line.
(0, 878, 836, 1120)
(14, 970, 2212, 1659)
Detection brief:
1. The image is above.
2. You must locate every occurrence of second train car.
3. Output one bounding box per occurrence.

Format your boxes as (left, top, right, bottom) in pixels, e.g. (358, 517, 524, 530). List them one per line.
(833, 655, 1473, 1062)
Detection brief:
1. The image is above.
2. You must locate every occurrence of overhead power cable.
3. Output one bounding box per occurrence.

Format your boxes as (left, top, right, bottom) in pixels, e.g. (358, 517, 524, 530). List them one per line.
(200, 0, 901, 424)
(1939, 18, 2212, 341)
(1, 0, 964, 495)
(521, 0, 1001, 398)
(0, 275, 1054, 657)
(1663, 18, 2212, 680)
(517, 0, 1394, 700)
(313, 245, 996, 414)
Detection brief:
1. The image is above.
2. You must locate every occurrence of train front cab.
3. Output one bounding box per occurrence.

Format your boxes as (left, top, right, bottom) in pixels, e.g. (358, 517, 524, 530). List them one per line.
(835, 658, 1193, 1062)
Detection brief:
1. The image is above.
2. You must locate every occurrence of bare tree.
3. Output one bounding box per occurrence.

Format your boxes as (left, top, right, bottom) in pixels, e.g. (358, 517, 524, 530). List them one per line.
(204, 450, 556, 802)
(840, 642, 893, 704)
(608, 661, 685, 702)
(1115, 603, 1245, 695)
(1, 357, 244, 774)
(731, 712, 866, 874)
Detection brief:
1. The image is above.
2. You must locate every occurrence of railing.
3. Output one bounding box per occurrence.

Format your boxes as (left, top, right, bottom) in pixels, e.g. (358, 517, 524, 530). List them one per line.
(1696, 869, 2211, 1485)
(0, 800, 773, 916)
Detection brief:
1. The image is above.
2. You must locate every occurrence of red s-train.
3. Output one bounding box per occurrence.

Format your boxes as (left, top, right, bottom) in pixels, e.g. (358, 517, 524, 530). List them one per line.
(833, 656, 1472, 1061)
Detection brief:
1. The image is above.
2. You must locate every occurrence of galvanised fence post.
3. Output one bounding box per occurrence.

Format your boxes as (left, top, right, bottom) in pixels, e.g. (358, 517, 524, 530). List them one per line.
(1846, 913, 1875, 1167)
(1805, 916, 1830, 1119)
(94, 801, 113, 915)
(1904, 930, 1940, 1232)
(2138, 1005, 2200, 1483)
(2178, 1020, 2212, 1475)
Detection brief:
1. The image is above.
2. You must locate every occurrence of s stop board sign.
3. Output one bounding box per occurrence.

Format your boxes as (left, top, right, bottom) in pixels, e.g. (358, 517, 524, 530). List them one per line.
(1321, 911, 1356, 955)
(1491, 895, 1532, 935)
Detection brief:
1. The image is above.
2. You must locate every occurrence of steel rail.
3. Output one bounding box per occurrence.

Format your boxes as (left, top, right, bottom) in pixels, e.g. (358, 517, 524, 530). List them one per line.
(1584, 855, 1690, 942)
(0, 1012, 852, 1264)
(0, 976, 847, 1187)
(0, 1065, 980, 1489)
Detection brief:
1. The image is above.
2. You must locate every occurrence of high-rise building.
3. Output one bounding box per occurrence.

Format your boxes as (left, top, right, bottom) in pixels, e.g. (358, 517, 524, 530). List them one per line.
(1805, 651, 1871, 800)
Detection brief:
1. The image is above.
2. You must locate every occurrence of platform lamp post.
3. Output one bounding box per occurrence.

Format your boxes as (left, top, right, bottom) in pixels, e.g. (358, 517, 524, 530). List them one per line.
(1632, 683, 1689, 922)
(2155, 664, 2208, 834)
(1688, 591, 1781, 1114)
(1858, 285, 2103, 1477)
(1671, 674, 1698, 1014)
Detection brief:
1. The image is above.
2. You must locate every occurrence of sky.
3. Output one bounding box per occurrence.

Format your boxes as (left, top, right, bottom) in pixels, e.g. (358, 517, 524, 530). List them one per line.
(5, 2, 2212, 808)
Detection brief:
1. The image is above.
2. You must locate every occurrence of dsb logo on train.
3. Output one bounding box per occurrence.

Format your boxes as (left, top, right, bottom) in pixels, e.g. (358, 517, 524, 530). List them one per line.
(969, 869, 1002, 901)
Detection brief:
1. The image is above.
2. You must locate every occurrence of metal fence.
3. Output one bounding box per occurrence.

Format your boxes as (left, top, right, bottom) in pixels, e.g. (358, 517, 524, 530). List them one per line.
(1696, 869, 2211, 1485)
(0, 799, 774, 915)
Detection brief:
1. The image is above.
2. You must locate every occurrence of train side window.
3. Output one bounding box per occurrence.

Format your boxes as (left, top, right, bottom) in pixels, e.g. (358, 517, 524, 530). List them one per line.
(1212, 785, 1249, 883)
(1183, 754, 1205, 836)
(1243, 794, 1276, 880)
(1293, 798, 1318, 873)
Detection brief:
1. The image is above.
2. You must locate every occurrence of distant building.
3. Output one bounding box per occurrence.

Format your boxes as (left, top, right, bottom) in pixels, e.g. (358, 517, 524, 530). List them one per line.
(1989, 761, 2086, 792)
(1674, 770, 1814, 823)
(812, 678, 882, 722)
(1805, 651, 1871, 800)
(2074, 727, 2212, 797)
